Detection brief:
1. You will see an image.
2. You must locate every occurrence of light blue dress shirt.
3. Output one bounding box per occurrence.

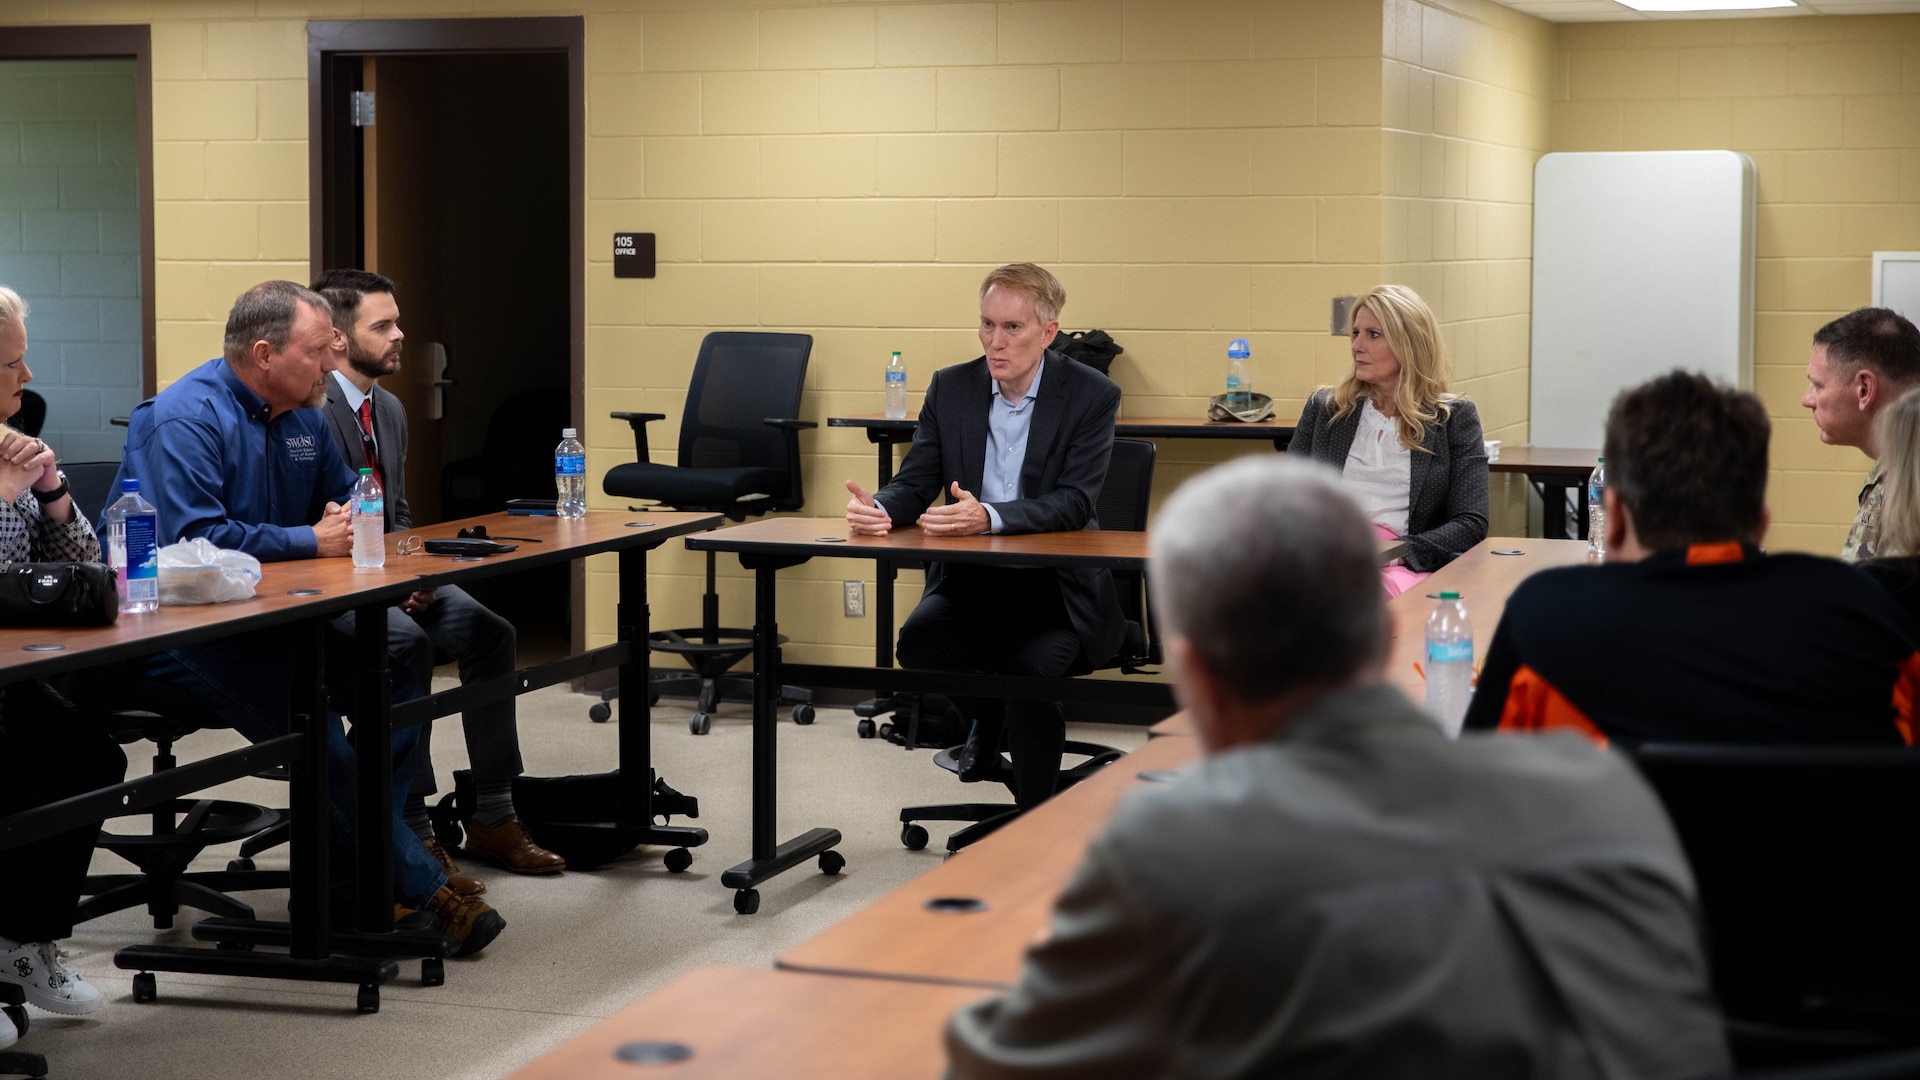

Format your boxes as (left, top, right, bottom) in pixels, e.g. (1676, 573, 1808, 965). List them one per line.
(980, 359, 1044, 534)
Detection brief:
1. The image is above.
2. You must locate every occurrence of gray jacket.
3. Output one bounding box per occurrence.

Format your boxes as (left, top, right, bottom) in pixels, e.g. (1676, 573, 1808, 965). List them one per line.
(1289, 389, 1488, 571)
(322, 377, 411, 530)
(946, 685, 1730, 1080)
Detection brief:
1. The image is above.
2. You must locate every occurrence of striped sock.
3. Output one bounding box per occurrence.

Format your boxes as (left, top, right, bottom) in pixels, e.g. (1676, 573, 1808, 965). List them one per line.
(403, 795, 432, 842)
(472, 781, 515, 827)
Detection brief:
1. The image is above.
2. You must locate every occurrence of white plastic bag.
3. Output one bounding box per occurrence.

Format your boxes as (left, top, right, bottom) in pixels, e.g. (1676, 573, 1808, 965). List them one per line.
(157, 538, 262, 605)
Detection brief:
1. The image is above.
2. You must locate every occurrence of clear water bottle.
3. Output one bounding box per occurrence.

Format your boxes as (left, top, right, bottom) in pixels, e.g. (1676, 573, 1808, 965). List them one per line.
(105, 478, 159, 614)
(351, 468, 385, 568)
(884, 350, 908, 420)
(1225, 338, 1251, 413)
(1424, 590, 1474, 737)
(1587, 456, 1607, 559)
(555, 427, 586, 519)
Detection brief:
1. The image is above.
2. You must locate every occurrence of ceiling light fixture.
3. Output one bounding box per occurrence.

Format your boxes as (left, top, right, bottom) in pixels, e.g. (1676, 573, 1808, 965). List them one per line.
(1614, 0, 1796, 10)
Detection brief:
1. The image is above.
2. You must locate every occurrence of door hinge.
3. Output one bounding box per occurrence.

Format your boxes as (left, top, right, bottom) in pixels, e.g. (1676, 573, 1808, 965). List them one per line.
(350, 91, 376, 128)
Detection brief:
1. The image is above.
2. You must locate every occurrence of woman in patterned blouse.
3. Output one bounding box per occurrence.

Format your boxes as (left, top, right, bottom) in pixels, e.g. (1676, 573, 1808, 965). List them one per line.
(0, 285, 120, 1031)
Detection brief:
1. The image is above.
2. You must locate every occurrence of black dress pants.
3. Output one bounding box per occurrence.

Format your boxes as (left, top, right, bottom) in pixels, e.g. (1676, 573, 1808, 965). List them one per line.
(0, 680, 126, 943)
(896, 565, 1089, 809)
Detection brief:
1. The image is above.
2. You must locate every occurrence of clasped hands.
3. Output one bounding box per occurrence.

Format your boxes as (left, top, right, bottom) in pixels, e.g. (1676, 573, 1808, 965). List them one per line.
(0, 428, 61, 506)
(845, 479, 989, 537)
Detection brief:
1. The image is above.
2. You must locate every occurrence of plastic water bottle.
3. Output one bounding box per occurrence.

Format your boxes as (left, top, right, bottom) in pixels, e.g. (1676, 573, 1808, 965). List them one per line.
(1587, 456, 1607, 559)
(104, 478, 159, 614)
(1225, 338, 1251, 413)
(555, 427, 586, 519)
(884, 350, 908, 420)
(1424, 591, 1474, 736)
(351, 468, 386, 568)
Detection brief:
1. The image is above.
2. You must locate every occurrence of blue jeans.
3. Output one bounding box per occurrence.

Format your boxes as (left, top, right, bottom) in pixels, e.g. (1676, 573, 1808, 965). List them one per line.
(127, 626, 447, 908)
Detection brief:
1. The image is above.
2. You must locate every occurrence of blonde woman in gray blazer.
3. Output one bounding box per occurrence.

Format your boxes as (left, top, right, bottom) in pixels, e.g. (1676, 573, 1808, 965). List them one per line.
(1289, 285, 1488, 588)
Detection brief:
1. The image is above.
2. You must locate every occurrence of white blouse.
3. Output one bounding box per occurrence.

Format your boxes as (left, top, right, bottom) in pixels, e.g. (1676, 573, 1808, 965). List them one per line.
(1342, 400, 1411, 537)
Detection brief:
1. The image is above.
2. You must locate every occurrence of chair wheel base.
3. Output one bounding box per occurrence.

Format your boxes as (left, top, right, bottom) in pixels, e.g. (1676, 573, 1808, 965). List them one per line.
(901, 824, 929, 851)
(132, 972, 156, 1003)
(733, 889, 760, 915)
(664, 847, 694, 873)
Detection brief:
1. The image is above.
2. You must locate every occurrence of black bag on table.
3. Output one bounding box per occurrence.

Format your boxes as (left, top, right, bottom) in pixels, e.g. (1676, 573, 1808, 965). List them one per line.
(1049, 329, 1123, 377)
(0, 561, 118, 626)
(432, 767, 699, 870)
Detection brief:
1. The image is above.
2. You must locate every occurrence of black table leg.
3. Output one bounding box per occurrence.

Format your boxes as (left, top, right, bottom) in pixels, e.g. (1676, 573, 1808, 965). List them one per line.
(289, 620, 329, 959)
(617, 544, 708, 855)
(353, 601, 394, 934)
(721, 560, 842, 914)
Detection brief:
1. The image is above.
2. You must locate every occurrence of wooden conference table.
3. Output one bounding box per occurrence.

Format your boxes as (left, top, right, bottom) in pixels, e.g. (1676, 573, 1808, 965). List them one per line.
(1489, 446, 1601, 541)
(1, 508, 719, 1013)
(507, 966, 988, 1079)
(1153, 536, 1591, 737)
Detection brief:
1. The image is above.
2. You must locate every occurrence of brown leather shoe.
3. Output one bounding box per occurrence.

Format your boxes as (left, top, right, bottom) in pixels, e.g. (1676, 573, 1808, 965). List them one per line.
(462, 816, 566, 874)
(423, 885, 505, 958)
(424, 836, 486, 896)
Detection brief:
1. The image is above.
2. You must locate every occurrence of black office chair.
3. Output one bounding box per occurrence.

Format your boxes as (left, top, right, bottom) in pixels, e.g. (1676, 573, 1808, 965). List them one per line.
(1630, 743, 1920, 1073)
(590, 331, 818, 736)
(897, 438, 1158, 854)
(1, 983, 47, 1079)
(78, 681, 289, 930)
(61, 460, 122, 524)
(13, 389, 46, 437)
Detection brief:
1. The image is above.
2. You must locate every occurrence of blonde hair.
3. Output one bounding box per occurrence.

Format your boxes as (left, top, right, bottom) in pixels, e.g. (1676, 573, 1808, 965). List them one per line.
(0, 285, 26, 328)
(1323, 284, 1453, 454)
(979, 263, 1065, 325)
(1875, 386, 1920, 557)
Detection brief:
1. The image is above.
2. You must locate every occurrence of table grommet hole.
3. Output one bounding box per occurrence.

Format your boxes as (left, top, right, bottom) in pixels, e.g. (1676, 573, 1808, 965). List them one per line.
(1491, 549, 1526, 556)
(613, 1041, 693, 1065)
(287, 589, 324, 596)
(1137, 769, 1179, 783)
(815, 536, 848, 543)
(21, 642, 65, 652)
(925, 896, 988, 914)
(624, 521, 656, 529)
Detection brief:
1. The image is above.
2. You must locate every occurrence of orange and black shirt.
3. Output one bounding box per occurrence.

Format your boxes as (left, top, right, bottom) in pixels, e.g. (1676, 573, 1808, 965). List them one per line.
(1462, 542, 1920, 748)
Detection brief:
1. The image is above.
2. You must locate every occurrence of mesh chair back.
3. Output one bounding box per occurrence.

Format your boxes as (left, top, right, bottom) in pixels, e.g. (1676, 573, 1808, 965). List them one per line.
(1631, 743, 1920, 1038)
(679, 333, 812, 481)
(1094, 439, 1156, 665)
(13, 389, 46, 437)
(63, 461, 124, 525)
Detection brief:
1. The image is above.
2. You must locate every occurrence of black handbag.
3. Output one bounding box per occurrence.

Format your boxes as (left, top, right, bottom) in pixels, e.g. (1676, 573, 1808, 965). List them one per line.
(0, 561, 119, 626)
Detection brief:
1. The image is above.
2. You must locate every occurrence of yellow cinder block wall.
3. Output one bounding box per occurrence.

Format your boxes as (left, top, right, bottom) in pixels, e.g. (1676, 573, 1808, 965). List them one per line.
(1553, 14, 1920, 554)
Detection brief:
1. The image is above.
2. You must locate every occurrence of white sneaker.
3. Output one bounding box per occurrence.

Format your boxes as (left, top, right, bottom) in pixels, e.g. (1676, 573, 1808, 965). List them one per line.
(0, 1009, 16, 1051)
(0, 939, 104, 1016)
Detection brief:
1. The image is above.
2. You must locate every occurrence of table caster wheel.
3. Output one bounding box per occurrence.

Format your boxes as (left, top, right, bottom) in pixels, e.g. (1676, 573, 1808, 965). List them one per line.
(421, 957, 445, 987)
(818, 850, 846, 875)
(689, 712, 711, 736)
(357, 984, 380, 1014)
(132, 972, 156, 1003)
(901, 824, 929, 851)
(733, 889, 760, 915)
(792, 703, 815, 725)
(227, 856, 255, 873)
(856, 718, 876, 739)
(589, 702, 611, 723)
(663, 847, 693, 873)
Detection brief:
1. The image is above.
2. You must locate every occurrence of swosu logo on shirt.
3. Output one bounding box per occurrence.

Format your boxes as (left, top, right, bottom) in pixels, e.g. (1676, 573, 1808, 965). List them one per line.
(285, 433, 317, 465)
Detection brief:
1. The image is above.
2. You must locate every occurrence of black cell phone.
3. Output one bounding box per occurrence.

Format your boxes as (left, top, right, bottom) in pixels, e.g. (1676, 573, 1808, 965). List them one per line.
(423, 538, 518, 557)
(505, 499, 556, 516)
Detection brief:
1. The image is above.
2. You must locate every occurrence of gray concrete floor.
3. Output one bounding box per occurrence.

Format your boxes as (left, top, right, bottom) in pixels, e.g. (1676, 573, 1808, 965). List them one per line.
(18, 681, 1147, 1080)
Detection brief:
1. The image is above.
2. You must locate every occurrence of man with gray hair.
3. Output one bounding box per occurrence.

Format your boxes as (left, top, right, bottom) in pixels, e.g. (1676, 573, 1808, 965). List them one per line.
(106, 281, 505, 955)
(945, 455, 1729, 1079)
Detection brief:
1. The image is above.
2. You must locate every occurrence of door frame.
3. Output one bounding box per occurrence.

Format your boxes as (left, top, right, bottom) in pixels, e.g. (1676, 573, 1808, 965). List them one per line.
(0, 25, 157, 397)
(304, 16, 586, 438)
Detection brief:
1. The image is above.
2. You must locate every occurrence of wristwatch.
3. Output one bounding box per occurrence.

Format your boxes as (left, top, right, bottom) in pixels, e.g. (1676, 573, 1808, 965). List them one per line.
(32, 470, 69, 505)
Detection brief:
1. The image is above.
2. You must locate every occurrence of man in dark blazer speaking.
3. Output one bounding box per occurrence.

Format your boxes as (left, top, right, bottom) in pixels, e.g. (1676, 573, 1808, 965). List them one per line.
(315, 269, 563, 882)
(845, 263, 1124, 809)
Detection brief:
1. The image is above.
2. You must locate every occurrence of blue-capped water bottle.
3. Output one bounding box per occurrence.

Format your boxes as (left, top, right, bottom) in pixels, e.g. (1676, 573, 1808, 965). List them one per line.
(884, 350, 908, 420)
(555, 427, 586, 519)
(105, 478, 159, 613)
(350, 468, 385, 569)
(1587, 457, 1606, 559)
(1225, 338, 1251, 413)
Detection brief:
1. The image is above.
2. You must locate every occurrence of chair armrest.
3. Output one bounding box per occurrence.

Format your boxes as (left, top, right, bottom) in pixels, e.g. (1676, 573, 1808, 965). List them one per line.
(611, 411, 668, 462)
(762, 418, 816, 510)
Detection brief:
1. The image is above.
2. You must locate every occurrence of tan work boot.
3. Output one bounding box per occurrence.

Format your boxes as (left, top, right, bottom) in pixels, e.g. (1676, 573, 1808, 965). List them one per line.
(462, 816, 566, 874)
(423, 885, 505, 958)
(423, 836, 486, 896)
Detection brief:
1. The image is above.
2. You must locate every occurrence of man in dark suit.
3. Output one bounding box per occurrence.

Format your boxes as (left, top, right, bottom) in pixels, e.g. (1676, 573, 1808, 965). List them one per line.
(845, 263, 1123, 808)
(314, 270, 563, 881)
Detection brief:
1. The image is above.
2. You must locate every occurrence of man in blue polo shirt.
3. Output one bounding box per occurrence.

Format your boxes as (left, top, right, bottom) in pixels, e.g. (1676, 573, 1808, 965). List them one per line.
(106, 281, 504, 955)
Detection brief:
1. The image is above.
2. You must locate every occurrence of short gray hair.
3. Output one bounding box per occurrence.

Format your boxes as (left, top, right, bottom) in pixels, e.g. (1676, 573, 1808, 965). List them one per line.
(223, 280, 330, 365)
(0, 285, 26, 327)
(1150, 456, 1386, 703)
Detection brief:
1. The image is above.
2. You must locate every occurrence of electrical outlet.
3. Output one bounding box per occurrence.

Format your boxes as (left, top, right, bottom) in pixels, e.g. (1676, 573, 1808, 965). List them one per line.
(843, 580, 865, 618)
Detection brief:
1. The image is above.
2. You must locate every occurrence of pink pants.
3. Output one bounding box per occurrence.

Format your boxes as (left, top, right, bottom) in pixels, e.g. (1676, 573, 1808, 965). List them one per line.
(1376, 525, 1431, 598)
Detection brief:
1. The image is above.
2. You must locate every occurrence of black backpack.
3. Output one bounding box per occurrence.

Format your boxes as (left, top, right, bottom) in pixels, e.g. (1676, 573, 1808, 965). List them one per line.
(433, 768, 699, 870)
(1050, 329, 1123, 377)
